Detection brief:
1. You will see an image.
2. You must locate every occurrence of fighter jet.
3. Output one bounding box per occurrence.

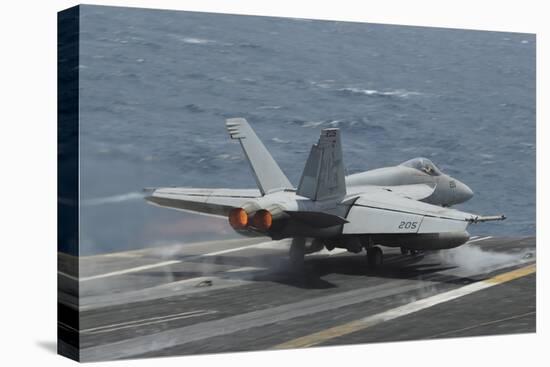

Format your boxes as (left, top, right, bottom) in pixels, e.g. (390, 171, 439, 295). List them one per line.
(145, 118, 505, 268)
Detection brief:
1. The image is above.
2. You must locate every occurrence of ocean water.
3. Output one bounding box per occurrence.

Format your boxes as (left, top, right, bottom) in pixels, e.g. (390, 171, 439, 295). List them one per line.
(77, 5, 535, 255)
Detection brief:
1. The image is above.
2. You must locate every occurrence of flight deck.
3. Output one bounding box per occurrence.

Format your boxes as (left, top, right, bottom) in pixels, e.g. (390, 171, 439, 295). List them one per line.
(58, 236, 536, 362)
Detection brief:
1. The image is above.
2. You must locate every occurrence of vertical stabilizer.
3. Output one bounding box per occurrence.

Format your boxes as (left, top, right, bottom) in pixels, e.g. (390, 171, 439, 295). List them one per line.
(297, 128, 346, 201)
(226, 118, 293, 195)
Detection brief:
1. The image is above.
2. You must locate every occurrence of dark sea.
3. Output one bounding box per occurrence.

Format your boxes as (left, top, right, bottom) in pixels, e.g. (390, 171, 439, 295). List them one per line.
(77, 5, 536, 255)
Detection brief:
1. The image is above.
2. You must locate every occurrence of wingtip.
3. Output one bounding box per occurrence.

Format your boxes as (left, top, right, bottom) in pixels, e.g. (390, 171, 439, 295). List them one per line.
(225, 117, 247, 126)
(225, 118, 249, 139)
(467, 214, 507, 223)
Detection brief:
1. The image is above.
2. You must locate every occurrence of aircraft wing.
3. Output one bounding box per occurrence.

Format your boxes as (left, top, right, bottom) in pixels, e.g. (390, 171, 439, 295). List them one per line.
(343, 186, 481, 235)
(145, 187, 261, 218)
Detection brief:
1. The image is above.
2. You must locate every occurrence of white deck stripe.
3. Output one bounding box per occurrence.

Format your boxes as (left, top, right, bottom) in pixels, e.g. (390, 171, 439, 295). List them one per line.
(82, 310, 217, 334)
(76, 260, 181, 282)
(59, 240, 282, 282)
(200, 241, 280, 256)
(82, 310, 206, 332)
(225, 266, 267, 273)
(274, 282, 492, 349)
(467, 236, 493, 244)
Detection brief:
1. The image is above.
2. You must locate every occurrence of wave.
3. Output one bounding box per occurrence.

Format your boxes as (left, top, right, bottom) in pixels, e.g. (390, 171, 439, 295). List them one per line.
(479, 153, 495, 159)
(308, 80, 333, 89)
(294, 118, 385, 132)
(271, 137, 290, 144)
(215, 153, 242, 161)
(181, 37, 216, 45)
(337, 87, 422, 98)
(308, 80, 422, 98)
(257, 105, 283, 110)
(301, 120, 324, 128)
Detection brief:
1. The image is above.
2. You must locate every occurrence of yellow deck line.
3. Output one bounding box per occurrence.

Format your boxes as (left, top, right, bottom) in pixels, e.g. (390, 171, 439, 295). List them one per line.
(484, 264, 536, 283)
(273, 263, 536, 349)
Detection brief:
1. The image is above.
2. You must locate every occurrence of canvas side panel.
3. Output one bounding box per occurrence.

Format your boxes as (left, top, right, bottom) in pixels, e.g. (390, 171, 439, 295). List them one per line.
(57, 5, 80, 362)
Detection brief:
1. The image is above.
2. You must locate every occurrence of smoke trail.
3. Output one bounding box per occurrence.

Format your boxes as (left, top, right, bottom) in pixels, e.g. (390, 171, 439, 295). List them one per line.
(82, 192, 145, 206)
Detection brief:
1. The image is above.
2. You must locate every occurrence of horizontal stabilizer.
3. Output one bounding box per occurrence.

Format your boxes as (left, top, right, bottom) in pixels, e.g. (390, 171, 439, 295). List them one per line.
(145, 187, 261, 218)
(285, 211, 348, 228)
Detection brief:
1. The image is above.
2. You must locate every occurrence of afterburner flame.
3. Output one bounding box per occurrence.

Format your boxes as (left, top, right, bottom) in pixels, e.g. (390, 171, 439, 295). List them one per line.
(252, 209, 273, 230)
(228, 208, 248, 229)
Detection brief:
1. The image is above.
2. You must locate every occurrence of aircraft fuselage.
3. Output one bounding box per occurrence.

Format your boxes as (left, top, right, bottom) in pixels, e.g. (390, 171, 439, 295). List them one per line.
(346, 165, 473, 207)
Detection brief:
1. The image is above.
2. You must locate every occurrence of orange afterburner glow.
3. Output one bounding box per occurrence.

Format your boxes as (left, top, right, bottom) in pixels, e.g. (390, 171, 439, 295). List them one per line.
(228, 208, 248, 229)
(252, 209, 273, 230)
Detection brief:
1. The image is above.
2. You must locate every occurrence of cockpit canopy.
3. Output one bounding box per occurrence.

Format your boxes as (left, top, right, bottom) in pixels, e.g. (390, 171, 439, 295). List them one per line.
(400, 157, 443, 176)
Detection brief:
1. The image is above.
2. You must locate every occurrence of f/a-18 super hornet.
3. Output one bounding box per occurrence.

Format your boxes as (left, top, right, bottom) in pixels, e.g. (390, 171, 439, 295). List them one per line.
(145, 118, 505, 268)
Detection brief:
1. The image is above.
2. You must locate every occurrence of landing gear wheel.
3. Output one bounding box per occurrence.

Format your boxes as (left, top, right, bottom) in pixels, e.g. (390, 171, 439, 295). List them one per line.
(400, 247, 410, 255)
(367, 246, 383, 268)
(289, 238, 306, 272)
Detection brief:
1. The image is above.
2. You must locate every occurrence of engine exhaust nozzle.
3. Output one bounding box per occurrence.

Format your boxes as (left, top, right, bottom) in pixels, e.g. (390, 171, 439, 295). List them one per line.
(228, 208, 248, 229)
(252, 209, 273, 230)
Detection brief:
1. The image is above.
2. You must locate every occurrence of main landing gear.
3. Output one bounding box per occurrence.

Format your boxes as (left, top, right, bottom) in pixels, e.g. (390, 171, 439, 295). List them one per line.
(288, 237, 386, 271)
(400, 247, 422, 256)
(366, 246, 383, 268)
(289, 237, 306, 271)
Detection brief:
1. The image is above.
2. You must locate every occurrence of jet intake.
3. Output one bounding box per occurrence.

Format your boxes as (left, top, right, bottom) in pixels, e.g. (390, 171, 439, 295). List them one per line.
(252, 209, 273, 230)
(228, 208, 249, 230)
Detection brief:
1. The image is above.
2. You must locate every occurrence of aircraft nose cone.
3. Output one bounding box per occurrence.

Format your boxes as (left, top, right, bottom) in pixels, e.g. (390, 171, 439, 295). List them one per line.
(457, 181, 474, 202)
